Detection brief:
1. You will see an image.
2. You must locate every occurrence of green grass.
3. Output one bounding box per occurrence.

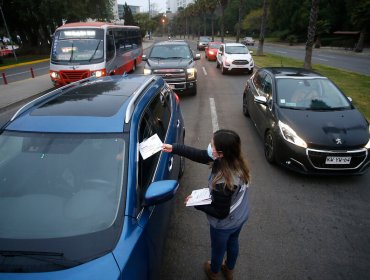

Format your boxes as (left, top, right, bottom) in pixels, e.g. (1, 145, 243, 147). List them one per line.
(253, 53, 370, 121)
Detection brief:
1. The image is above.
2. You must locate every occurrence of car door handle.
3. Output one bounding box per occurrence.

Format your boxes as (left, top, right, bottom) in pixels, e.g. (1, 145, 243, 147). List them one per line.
(168, 156, 174, 172)
(176, 119, 181, 128)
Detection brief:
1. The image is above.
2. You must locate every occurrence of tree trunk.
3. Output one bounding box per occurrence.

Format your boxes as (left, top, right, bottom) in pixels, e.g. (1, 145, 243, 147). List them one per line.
(354, 29, 365, 52)
(304, 0, 320, 70)
(236, 0, 242, 43)
(257, 0, 269, 56)
(220, 7, 225, 42)
(211, 14, 215, 41)
(203, 14, 207, 36)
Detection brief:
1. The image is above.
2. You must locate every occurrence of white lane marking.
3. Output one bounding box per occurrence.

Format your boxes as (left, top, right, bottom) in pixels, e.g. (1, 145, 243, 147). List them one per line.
(275, 51, 287, 54)
(209, 98, 219, 132)
(202, 66, 207, 76)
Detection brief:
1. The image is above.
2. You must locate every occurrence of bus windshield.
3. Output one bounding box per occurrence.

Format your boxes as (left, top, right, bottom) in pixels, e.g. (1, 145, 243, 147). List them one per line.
(51, 29, 104, 64)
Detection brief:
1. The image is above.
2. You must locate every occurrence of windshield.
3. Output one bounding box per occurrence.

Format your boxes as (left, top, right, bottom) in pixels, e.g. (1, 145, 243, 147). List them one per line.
(51, 29, 104, 64)
(225, 46, 249, 54)
(276, 77, 352, 110)
(149, 44, 192, 59)
(0, 132, 125, 239)
(209, 43, 221, 49)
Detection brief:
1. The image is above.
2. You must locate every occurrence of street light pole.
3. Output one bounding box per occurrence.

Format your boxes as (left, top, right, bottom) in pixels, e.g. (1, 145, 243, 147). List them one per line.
(0, 5, 17, 62)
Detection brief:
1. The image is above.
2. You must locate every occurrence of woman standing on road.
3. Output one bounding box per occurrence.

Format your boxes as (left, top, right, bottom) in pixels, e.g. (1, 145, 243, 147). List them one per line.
(162, 129, 250, 280)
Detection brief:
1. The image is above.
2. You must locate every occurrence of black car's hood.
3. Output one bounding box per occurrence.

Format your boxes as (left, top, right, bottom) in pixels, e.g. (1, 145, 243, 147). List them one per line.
(147, 58, 193, 69)
(278, 108, 369, 149)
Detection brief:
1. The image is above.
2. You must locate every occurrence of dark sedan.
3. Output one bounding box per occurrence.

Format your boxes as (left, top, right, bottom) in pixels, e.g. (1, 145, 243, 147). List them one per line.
(242, 67, 370, 175)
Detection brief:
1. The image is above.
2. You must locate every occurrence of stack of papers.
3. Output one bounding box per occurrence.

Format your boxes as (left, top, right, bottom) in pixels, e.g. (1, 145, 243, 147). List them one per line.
(186, 188, 212, 207)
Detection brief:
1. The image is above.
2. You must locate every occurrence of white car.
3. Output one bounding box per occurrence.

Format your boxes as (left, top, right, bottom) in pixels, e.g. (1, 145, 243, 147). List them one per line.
(216, 43, 254, 75)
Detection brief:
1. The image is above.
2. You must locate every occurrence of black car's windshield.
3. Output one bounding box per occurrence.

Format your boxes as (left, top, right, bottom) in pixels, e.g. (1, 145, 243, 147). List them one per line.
(225, 46, 249, 54)
(276, 77, 352, 110)
(51, 29, 104, 64)
(150, 45, 192, 59)
(0, 132, 124, 239)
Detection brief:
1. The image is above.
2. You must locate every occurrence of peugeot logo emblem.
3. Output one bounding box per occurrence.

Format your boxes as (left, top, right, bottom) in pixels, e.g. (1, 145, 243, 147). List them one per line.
(335, 138, 342, 144)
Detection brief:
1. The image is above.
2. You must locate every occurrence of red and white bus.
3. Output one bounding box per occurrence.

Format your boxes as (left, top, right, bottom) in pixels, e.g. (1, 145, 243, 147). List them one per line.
(49, 22, 142, 86)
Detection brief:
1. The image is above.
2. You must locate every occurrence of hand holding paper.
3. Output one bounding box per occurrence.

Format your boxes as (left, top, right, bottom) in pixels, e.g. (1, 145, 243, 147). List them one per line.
(139, 134, 163, 160)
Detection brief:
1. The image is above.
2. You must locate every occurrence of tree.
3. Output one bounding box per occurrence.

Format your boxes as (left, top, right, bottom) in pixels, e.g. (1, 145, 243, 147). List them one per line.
(351, 0, 370, 52)
(257, 0, 270, 56)
(235, 0, 243, 42)
(304, 0, 320, 70)
(123, 3, 136, 25)
(218, 0, 229, 42)
(204, 0, 218, 41)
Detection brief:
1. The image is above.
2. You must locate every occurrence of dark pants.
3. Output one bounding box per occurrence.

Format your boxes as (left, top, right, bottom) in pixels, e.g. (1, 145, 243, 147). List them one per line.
(209, 223, 245, 273)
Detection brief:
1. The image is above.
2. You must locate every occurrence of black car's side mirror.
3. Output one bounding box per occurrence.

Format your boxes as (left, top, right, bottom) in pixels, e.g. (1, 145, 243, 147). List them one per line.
(254, 95, 267, 105)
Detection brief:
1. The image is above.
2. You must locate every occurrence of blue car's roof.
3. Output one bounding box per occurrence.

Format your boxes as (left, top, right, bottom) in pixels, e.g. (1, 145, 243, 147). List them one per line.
(5, 75, 161, 133)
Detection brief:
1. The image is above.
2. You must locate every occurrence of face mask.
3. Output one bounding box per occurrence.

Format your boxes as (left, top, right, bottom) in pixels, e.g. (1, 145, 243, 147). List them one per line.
(207, 143, 216, 160)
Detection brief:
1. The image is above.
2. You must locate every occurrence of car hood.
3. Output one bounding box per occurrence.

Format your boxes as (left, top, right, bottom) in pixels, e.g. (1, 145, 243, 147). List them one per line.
(146, 58, 193, 69)
(225, 53, 252, 60)
(278, 108, 369, 149)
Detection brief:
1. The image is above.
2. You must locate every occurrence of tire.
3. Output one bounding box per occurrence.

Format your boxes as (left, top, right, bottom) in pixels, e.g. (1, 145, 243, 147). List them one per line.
(221, 63, 226, 75)
(190, 85, 197, 96)
(264, 130, 276, 164)
(248, 68, 254, 75)
(216, 61, 220, 68)
(242, 94, 250, 117)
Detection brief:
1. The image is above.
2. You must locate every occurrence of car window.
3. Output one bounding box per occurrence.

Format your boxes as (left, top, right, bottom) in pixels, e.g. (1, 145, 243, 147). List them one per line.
(252, 70, 265, 95)
(0, 132, 124, 239)
(150, 45, 191, 59)
(137, 88, 172, 208)
(276, 78, 352, 110)
(225, 46, 248, 54)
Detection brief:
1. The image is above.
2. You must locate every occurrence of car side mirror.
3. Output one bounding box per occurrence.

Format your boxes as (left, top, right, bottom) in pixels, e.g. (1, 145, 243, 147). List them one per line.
(142, 54, 148, 61)
(143, 180, 179, 207)
(249, 51, 253, 55)
(254, 95, 267, 105)
(347, 96, 352, 102)
(194, 53, 201, 60)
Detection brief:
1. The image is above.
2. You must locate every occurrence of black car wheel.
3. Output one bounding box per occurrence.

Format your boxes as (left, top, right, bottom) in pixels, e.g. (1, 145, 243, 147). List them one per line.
(242, 94, 250, 117)
(216, 61, 220, 68)
(190, 85, 197, 96)
(264, 130, 276, 164)
(221, 63, 226, 75)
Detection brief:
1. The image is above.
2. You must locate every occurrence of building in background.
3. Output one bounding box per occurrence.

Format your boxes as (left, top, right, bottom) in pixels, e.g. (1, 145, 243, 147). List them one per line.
(166, 0, 194, 13)
(117, 3, 140, 20)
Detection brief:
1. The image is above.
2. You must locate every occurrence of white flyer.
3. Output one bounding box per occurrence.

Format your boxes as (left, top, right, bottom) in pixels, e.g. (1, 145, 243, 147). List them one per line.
(139, 134, 163, 160)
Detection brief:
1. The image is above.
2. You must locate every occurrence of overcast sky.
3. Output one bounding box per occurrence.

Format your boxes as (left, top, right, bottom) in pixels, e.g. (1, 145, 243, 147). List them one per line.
(118, 0, 166, 13)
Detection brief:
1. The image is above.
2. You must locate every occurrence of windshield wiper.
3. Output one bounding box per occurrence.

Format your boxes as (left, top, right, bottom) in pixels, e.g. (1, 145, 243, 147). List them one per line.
(166, 56, 184, 59)
(69, 41, 74, 63)
(88, 40, 102, 62)
(149, 56, 165, 59)
(0, 250, 82, 268)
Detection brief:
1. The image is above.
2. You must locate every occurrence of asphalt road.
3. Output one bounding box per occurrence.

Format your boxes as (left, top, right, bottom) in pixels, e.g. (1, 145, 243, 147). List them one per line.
(248, 43, 370, 76)
(0, 41, 369, 280)
(157, 41, 370, 280)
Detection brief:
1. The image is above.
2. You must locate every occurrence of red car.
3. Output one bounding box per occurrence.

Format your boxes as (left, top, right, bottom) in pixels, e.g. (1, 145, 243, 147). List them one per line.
(205, 42, 222, 61)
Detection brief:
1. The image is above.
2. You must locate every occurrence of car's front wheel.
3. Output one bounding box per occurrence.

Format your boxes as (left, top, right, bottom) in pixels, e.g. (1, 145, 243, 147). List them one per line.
(221, 63, 226, 75)
(242, 94, 250, 117)
(264, 130, 276, 164)
(216, 60, 220, 68)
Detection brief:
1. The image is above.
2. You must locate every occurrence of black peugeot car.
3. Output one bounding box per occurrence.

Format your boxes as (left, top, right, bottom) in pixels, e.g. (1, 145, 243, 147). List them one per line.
(242, 67, 370, 175)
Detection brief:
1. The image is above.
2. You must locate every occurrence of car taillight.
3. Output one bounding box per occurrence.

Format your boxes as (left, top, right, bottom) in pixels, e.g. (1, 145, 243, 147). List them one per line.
(174, 93, 180, 104)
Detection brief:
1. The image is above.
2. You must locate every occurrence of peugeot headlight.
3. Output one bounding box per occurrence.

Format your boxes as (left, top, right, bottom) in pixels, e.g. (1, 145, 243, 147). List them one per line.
(186, 68, 196, 79)
(278, 120, 307, 148)
(144, 68, 152, 75)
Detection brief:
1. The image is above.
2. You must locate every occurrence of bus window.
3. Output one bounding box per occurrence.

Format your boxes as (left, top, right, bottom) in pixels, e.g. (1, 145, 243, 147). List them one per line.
(106, 34, 115, 61)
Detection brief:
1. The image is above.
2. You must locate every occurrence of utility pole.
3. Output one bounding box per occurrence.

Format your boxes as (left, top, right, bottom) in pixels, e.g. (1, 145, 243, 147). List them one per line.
(0, 5, 17, 62)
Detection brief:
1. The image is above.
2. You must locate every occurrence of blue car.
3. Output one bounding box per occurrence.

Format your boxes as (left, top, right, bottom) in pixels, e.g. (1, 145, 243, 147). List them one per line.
(0, 75, 185, 279)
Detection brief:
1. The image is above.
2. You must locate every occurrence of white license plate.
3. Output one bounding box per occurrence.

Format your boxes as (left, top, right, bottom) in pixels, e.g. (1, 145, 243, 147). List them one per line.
(325, 156, 351, 164)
